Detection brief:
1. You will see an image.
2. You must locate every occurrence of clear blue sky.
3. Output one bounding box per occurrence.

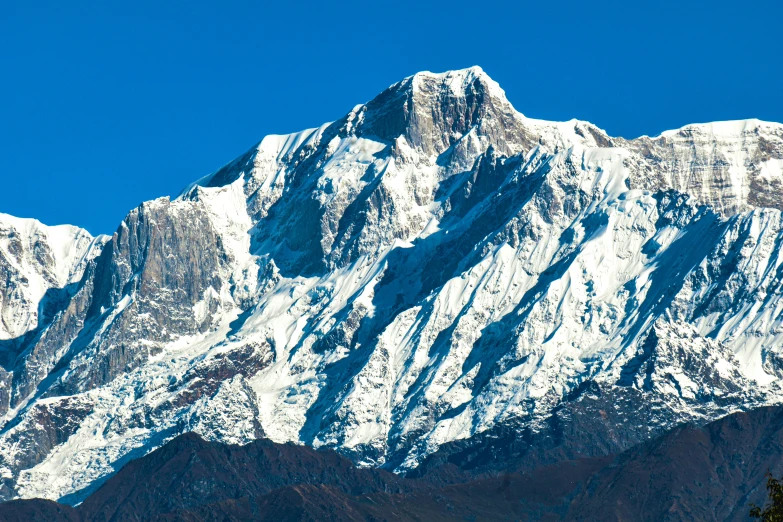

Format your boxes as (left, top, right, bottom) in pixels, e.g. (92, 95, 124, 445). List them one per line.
(1, 1, 781, 235)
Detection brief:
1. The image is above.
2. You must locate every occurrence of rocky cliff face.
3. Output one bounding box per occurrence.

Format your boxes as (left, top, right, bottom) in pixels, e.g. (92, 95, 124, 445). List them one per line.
(0, 67, 782, 502)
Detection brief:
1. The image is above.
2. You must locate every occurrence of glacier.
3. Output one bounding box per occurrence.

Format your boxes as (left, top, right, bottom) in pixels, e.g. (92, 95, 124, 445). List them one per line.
(0, 66, 782, 501)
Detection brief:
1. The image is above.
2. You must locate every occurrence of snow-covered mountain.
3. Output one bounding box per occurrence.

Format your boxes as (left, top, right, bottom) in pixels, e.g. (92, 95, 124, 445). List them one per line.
(1, 66, 782, 502)
(0, 215, 103, 340)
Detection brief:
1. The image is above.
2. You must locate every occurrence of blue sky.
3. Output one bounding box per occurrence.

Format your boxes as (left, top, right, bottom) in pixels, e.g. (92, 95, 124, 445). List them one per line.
(1, 1, 781, 235)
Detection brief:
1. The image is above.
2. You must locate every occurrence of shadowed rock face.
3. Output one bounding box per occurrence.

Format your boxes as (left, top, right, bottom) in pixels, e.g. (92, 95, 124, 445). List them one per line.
(0, 499, 79, 522)
(1, 67, 783, 503)
(76, 432, 407, 521)
(2, 406, 783, 521)
(412, 405, 783, 522)
(57, 198, 231, 394)
(566, 405, 783, 522)
(4, 197, 232, 409)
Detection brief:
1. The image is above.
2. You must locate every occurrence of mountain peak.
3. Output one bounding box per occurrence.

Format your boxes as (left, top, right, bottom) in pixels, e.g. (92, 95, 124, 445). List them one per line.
(352, 66, 525, 156)
(407, 65, 506, 99)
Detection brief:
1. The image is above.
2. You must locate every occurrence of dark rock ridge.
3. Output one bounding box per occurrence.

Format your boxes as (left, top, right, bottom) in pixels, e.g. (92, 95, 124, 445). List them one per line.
(2, 406, 783, 521)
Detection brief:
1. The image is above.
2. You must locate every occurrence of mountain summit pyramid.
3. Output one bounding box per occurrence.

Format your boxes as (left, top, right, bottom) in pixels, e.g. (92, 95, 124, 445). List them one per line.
(0, 67, 782, 502)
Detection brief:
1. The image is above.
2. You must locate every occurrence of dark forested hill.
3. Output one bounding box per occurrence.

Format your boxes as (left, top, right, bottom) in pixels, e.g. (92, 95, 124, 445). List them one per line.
(2, 405, 783, 521)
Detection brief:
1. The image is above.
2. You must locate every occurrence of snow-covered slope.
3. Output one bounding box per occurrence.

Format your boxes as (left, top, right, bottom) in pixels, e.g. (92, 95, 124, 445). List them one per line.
(0, 215, 102, 340)
(0, 66, 782, 502)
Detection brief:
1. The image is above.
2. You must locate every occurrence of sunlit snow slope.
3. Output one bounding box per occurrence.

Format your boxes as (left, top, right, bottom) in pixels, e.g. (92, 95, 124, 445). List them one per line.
(1, 67, 782, 502)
